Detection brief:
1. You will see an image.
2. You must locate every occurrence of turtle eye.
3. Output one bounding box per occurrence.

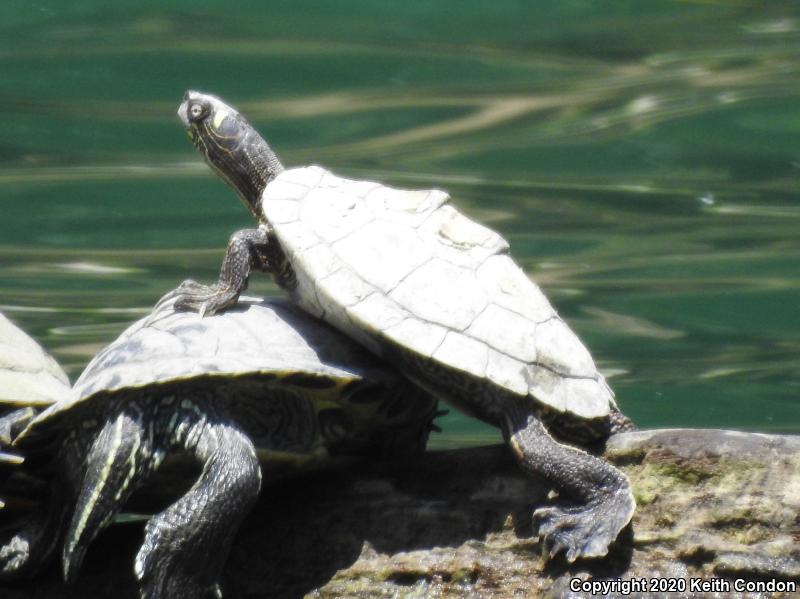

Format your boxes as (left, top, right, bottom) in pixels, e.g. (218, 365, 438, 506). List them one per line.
(188, 102, 206, 121)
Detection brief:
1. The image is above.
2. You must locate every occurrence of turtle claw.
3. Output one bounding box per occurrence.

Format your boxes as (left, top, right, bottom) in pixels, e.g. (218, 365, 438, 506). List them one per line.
(152, 280, 199, 312)
(155, 280, 239, 317)
(534, 493, 633, 561)
(548, 535, 576, 562)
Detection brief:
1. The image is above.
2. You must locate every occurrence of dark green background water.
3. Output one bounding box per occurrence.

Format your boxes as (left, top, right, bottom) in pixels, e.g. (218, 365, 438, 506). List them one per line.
(1, 1, 798, 446)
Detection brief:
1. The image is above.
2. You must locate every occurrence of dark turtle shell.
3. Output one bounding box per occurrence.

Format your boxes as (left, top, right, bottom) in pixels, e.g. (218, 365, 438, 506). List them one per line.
(17, 298, 437, 462)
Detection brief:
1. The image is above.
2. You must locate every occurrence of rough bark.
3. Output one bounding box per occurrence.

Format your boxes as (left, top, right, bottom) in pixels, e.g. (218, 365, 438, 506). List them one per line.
(1, 429, 798, 598)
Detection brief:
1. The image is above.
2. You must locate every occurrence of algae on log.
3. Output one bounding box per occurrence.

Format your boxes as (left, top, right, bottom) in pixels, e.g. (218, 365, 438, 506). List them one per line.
(1, 429, 798, 598)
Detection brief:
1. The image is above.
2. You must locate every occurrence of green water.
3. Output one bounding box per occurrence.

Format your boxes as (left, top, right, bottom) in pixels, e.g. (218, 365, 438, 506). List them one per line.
(1, 1, 798, 447)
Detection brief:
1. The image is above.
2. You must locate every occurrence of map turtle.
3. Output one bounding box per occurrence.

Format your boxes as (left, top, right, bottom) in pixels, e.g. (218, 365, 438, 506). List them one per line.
(164, 90, 636, 563)
(0, 312, 72, 501)
(3, 298, 436, 598)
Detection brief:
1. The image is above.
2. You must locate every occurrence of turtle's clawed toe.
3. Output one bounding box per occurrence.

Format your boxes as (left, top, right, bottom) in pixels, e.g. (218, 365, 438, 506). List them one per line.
(162, 280, 239, 317)
(154, 279, 198, 307)
(534, 491, 634, 562)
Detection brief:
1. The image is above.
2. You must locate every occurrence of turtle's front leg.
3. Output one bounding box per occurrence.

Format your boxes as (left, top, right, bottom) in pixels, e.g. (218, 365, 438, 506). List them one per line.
(159, 225, 276, 317)
(502, 408, 635, 562)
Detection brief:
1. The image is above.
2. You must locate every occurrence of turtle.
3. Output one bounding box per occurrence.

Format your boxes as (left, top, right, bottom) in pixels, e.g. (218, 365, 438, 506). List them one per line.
(161, 90, 636, 562)
(0, 311, 72, 529)
(0, 311, 71, 481)
(2, 297, 438, 598)
(0, 315, 72, 575)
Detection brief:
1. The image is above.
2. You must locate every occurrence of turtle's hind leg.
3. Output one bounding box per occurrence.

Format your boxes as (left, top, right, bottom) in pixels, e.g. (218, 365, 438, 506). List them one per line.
(502, 408, 635, 562)
(62, 405, 157, 582)
(135, 407, 261, 599)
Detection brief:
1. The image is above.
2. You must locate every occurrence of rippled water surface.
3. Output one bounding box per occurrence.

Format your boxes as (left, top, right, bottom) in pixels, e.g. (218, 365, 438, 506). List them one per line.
(1, 1, 798, 446)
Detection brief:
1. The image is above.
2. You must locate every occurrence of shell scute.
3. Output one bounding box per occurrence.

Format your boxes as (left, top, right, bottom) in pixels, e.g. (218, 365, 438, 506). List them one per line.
(383, 318, 448, 358)
(0, 313, 70, 407)
(414, 206, 506, 268)
(291, 268, 325, 319)
(534, 318, 597, 378)
(262, 198, 300, 224)
(265, 167, 613, 419)
(317, 268, 374, 308)
(366, 186, 448, 228)
(346, 293, 408, 334)
(389, 258, 487, 331)
(367, 186, 445, 214)
(433, 331, 488, 379)
(20, 298, 403, 439)
(273, 221, 320, 256)
(301, 187, 374, 244)
(435, 207, 508, 252)
(476, 255, 556, 323)
(333, 220, 433, 293)
(466, 304, 538, 363)
(279, 164, 325, 187)
(300, 244, 341, 283)
(486, 349, 528, 396)
(331, 177, 382, 200)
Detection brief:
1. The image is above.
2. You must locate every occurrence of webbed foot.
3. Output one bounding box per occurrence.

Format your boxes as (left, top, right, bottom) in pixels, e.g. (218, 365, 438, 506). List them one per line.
(534, 489, 635, 561)
(157, 279, 240, 317)
(503, 410, 635, 562)
(154, 226, 275, 318)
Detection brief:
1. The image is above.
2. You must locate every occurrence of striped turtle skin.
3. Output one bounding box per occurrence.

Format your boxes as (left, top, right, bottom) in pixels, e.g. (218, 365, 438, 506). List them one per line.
(166, 90, 636, 567)
(3, 297, 437, 598)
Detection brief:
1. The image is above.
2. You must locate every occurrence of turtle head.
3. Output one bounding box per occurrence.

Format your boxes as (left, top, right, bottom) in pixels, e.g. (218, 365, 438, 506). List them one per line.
(178, 90, 283, 220)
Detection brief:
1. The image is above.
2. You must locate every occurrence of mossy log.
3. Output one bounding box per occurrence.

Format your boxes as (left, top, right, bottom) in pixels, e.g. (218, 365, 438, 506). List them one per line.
(1, 428, 799, 598)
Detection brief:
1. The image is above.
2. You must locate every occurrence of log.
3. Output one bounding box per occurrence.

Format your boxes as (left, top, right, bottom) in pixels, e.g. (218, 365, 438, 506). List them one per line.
(1, 429, 799, 598)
